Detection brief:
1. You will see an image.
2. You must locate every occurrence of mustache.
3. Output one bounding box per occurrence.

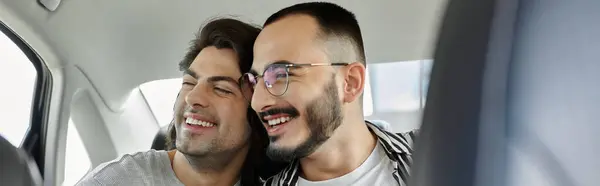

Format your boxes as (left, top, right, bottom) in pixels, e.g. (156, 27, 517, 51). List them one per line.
(184, 107, 198, 114)
(176, 106, 217, 123)
(258, 107, 300, 123)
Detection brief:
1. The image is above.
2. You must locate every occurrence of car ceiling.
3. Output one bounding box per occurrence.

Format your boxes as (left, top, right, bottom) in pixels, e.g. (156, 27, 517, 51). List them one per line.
(0, 0, 445, 110)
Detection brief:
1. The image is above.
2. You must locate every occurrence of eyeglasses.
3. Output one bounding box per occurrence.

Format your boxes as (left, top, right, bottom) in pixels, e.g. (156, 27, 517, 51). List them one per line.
(239, 62, 349, 101)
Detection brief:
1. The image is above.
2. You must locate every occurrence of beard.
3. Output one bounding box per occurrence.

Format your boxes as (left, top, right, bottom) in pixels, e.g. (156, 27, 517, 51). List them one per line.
(173, 106, 250, 171)
(174, 127, 223, 156)
(266, 77, 343, 162)
(174, 107, 223, 156)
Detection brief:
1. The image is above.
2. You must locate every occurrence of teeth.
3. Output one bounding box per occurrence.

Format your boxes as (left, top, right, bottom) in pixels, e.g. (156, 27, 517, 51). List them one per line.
(186, 118, 215, 127)
(267, 117, 291, 126)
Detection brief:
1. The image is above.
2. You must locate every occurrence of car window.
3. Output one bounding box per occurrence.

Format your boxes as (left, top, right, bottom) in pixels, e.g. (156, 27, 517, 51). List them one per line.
(366, 60, 432, 132)
(0, 27, 37, 147)
(62, 117, 92, 186)
(140, 78, 181, 126)
(140, 60, 432, 132)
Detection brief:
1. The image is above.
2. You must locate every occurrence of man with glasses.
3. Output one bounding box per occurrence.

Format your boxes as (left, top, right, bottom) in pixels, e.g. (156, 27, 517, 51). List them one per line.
(239, 2, 418, 186)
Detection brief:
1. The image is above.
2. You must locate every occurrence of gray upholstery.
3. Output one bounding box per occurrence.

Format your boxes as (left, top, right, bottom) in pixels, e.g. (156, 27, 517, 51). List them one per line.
(506, 1, 600, 185)
(411, 0, 600, 186)
(0, 136, 42, 186)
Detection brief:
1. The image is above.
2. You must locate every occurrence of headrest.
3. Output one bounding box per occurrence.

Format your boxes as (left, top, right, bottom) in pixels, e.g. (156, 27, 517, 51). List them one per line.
(0, 136, 42, 186)
(150, 125, 172, 150)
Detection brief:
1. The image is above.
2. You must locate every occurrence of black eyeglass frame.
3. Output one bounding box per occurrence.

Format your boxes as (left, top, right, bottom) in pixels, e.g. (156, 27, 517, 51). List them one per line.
(240, 62, 350, 100)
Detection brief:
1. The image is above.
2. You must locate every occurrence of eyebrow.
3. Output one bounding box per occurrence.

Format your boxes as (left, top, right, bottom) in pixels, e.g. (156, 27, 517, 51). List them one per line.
(183, 69, 198, 79)
(184, 68, 239, 86)
(269, 60, 294, 67)
(206, 76, 239, 86)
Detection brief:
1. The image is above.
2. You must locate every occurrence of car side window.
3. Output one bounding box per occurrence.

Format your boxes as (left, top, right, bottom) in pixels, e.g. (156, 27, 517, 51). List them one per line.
(366, 60, 432, 132)
(62, 117, 92, 186)
(0, 27, 37, 147)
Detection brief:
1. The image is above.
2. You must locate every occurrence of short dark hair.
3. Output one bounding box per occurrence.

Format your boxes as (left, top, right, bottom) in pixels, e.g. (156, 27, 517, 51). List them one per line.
(264, 2, 366, 64)
(166, 18, 273, 186)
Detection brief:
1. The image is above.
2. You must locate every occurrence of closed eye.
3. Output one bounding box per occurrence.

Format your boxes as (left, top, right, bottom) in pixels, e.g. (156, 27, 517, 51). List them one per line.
(214, 87, 233, 94)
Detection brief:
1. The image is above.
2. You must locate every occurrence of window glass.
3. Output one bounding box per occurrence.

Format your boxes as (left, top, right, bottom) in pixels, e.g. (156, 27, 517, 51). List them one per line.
(0, 28, 37, 146)
(140, 78, 181, 126)
(365, 60, 433, 132)
(370, 61, 422, 112)
(62, 117, 92, 186)
(421, 60, 434, 107)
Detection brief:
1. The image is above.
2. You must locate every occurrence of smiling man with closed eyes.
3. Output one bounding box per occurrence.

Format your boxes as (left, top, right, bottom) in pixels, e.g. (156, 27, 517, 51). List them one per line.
(77, 18, 278, 186)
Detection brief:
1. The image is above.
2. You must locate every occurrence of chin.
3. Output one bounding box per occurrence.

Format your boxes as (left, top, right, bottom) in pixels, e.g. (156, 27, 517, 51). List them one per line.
(269, 137, 294, 148)
(177, 145, 213, 156)
(268, 142, 290, 150)
(176, 138, 207, 152)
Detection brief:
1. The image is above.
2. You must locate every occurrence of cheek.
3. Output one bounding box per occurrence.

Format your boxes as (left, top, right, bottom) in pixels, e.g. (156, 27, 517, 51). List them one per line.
(218, 105, 252, 144)
(286, 77, 326, 100)
(217, 102, 249, 127)
(176, 89, 190, 106)
(283, 85, 318, 113)
(173, 93, 187, 120)
(280, 96, 313, 135)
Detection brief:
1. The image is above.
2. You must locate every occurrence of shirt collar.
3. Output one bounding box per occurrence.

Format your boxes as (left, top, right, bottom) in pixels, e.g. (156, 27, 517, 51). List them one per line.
(365, 121, 413, 155)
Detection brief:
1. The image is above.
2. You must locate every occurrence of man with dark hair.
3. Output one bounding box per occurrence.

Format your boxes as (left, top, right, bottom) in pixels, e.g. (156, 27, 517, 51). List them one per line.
(77, 18, 276, 186)
(239, 2, 418, 186)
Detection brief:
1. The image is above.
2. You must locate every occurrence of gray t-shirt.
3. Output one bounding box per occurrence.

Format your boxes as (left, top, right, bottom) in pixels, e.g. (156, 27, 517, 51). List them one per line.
(76, 150, 240, 186)
(296, 142, 398, 186)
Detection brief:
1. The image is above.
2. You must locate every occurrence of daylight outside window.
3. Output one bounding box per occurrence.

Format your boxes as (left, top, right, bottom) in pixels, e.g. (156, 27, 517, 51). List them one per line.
(0, 28, 37, 147)
(63, 118, 92, 186)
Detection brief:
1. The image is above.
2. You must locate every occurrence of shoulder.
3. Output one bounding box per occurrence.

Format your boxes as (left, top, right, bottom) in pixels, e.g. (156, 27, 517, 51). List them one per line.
(92, 150, 168, 172)
(261, 161, 299, 186)
(398, 129, 419, 141)
(76, 150, 169, 185)
(366, 119, 418, 146)
(395, 129, 419, 146)
(262, 173, 283, 186)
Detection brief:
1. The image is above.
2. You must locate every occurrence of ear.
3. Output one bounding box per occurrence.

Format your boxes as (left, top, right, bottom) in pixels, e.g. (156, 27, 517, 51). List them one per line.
(342, 62, 366, 103)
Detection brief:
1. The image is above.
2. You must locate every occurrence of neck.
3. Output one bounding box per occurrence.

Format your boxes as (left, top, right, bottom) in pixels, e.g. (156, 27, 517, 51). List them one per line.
(299, 108, 377, 181)
(171, 146, 248, 186)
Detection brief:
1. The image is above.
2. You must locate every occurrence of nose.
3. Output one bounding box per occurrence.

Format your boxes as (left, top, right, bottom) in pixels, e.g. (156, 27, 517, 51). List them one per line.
(251, 78, 276, 112)
(185, 83, 210, 109)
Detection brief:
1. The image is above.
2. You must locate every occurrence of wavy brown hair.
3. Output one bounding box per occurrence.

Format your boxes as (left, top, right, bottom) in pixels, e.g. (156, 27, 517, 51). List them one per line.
(165, 18, 278, 186)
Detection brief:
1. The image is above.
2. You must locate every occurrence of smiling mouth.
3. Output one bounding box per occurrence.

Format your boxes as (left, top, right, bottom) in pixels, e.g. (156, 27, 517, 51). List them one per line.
(259, 107, 300, 129)
(266, 116, 292, 127)
(262, 114, 297, 129)
(185, 117, 216, 127)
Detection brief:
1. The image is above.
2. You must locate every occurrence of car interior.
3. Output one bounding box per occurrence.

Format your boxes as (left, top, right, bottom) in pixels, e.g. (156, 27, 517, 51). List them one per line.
(0, 0, 598, 186)
(412, 1, 599, 186)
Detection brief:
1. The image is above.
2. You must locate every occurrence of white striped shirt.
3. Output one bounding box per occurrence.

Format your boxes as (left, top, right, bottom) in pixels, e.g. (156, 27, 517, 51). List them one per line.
(263, 121, 418, 186)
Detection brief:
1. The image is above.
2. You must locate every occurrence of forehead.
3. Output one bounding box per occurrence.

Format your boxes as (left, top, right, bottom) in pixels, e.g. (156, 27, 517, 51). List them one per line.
(190, 46, 241, 78)
(253, 14, 328, 72)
